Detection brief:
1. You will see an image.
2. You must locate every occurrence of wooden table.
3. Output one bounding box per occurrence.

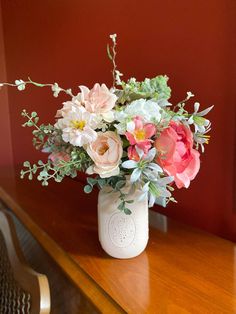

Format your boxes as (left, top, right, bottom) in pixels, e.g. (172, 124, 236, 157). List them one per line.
(0, 166, 236, 314)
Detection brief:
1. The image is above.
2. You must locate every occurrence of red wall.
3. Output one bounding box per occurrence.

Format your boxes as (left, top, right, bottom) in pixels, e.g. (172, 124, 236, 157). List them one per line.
(0, 1, 13, 166)
(1, 0, 236, 240)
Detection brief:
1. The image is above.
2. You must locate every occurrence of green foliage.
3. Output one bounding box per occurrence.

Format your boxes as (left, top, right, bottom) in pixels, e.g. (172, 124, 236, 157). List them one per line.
(21, 109, 40, 127)
(20, 147, 93, 186)
(21, 109, 55, 150)
(117, 76, 171, 104)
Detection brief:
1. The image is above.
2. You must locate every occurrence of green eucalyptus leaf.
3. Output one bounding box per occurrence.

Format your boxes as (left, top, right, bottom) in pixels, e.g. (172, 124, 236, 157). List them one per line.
(87, 177, 97, 186)
(27, 121, 34, 127)
(118, 203, 125, 211)
(34, 117, 39, 124)
(84, 185, 92, 193)
(126, 200, 134, 204)
(31, 111, 37, 118)
(115, 180, 126, 190)
(23, 161, 30, 167)
(124, 208, 132, 215)
(98, 179, 106, 189)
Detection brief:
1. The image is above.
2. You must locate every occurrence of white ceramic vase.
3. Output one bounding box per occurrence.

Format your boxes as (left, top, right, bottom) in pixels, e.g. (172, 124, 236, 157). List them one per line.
(97, 185, 149, 259)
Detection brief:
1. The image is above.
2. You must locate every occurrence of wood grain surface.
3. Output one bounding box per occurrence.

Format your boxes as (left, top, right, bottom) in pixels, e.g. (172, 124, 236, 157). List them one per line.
(0, 166, 236, 314)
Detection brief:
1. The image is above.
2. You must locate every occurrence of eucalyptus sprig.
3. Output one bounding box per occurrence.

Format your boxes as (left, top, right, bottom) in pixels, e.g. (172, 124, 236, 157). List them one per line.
(20, 148, 93, 186)
(21, 109, 54, 150)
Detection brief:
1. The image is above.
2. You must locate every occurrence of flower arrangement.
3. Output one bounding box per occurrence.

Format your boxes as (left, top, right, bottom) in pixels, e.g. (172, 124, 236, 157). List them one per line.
(1, 34, 213, 215)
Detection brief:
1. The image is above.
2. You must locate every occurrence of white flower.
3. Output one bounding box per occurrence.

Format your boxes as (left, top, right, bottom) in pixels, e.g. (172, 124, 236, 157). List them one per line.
(51, 83, 62, 97)
(188, 102, 214, 133)
(115, 70, 123, 85)
(115, 99, 162, 134)
(122, 148, 162, 183)
(55, 106, 99, 147)
(55, 100, 80, 118)
(15, 79, 26, 91)
(109, 33, 117, 42)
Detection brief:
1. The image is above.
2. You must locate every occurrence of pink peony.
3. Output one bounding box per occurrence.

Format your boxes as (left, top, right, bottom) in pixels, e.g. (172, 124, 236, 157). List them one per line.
(79, 83, 117, 114)
(154, 121, 200, 188)
(86, 131, 123, 178)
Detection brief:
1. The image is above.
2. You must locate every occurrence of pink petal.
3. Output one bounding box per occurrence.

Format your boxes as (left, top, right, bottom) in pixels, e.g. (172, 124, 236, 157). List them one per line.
(79, 85, 90, 101)
(175, 172, 190, 188)
(155, 127, 177, 161)
(128, 146, 140, 161)
(133, 116, 144, 130)
(184, 149, 200, 180)
(136, 140, 151, 153)
(125, 132, 137, 145)
(143, 123, 156, 138)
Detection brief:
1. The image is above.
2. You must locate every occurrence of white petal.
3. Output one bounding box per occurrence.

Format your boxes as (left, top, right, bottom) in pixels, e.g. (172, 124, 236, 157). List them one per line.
(142, 181, 150, 193)
(194, 102, 200, 113)
(99, 166, 120, 178)
(148, 163, 163, 173)
(101, 111, 115, 122)
(148, 193, 155, 207)
(127, 120, 135, 132)
(122, 160, 138, 169)
(144, 148, 156, 162)
(188, 116, 194, 124)
(135, 146, 144, 159)
(155, 197, 167, 207)
(86, 166, 95, 175)
(156, 176, 174, 186)
(198, 105, 214, 117)
(130, 168, 141, 183)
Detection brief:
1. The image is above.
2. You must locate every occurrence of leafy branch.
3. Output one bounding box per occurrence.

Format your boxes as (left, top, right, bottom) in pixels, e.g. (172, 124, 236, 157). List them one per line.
(20, 147, 93, 186)
(0, 77, 74, 98)
(21, 109, 54, 150)
(21, 159, 79, 186)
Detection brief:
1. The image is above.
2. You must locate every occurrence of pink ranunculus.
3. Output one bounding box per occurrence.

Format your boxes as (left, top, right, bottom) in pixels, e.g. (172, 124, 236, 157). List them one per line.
(49, 152, 70, 164)
(86, 131, 123, 178)
(79, 83, 117, 114)
(125, 116, 156, 153)
(154, 121, 200, 188)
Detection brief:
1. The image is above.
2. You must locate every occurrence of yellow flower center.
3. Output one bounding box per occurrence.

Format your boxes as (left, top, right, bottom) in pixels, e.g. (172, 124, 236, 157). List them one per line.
(70, 120, 86, 130)
(134, 129, 146, 141)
